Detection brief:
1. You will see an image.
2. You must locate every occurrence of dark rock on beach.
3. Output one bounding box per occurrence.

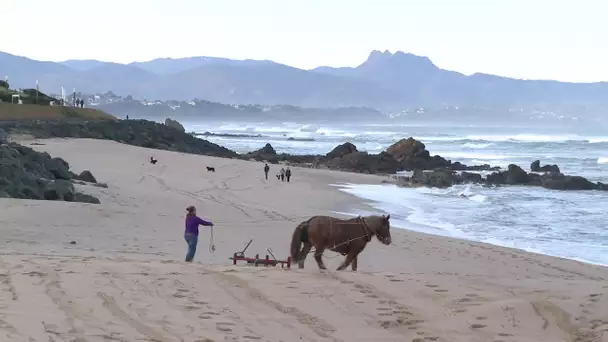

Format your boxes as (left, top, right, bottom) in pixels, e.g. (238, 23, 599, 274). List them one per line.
(530, 160, 560, 174)
(0, 142, 101, 203)
(2, 119, 239, 159)
(164, 118, 185, 132)
(2, 120, 603, 192)
(397, 163, 608, 191)
(326, 142, 358, 159)
(75, 170, 97, 183)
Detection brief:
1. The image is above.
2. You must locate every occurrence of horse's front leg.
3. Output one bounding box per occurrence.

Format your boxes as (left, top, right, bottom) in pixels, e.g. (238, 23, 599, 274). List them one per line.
(298, 242, 312, 269)
(351, 255, 358, 271)
(337, 248, 361, 271)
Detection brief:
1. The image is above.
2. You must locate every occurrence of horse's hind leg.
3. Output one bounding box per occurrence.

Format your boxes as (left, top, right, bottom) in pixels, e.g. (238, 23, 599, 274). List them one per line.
(298, 242, 312, 269)
(351, 255, 358, 271)
(337, 249, 361, 271)
(313, 246, 327, 270)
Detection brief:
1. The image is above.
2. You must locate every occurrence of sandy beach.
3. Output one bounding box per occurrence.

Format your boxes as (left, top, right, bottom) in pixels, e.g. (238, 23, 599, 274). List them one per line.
(1, 138, 607, 342)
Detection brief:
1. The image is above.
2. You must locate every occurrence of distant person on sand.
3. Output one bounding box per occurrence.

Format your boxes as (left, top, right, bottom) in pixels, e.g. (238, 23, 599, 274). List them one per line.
(184, 205, 214, 262)
(280, 167, 285, 182)
(264, 163, 270, 180)
(285, 167, 292, 182)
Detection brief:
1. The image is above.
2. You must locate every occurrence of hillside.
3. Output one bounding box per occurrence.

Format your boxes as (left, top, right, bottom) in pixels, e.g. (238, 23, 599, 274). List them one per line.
(0, 104, 115, 121)
(4, 50, 608, 111)
(93, 98, 385, 122)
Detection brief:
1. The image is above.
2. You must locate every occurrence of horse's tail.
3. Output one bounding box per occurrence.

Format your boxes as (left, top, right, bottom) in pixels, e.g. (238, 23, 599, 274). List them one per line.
(290, 217, 313, 261)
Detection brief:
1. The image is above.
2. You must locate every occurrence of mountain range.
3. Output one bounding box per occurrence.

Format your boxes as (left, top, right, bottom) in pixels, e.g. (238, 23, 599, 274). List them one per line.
(3, 50, 608, 111)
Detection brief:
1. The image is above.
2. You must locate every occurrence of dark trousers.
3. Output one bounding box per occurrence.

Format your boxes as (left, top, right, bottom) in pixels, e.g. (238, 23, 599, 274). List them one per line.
(265, 172, 268, 180)
(184, 234, 198, 262)
(286, 175, 290, 182)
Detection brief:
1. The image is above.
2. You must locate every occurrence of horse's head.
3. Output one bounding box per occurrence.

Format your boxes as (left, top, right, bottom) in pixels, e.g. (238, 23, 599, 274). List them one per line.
(366, 214, 391, 245)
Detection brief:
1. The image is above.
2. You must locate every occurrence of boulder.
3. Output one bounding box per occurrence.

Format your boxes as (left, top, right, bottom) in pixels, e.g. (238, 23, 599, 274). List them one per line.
(324, 151, 401, 174)
(245, 143, 278, 162)
(260, 143, 277, 155)
(0, 128, 7, 144)
(541, 174, 599, 190)
(326, 142, 358, 159)
(75, 170, 97, 183)
(410, 169, 455, 188)
(385, 137, 450, 170)
(0, 142, 101, 203)
(164, 118, 185, 132)
(386, 138, 429, 163)
(530, 160, 560, 174)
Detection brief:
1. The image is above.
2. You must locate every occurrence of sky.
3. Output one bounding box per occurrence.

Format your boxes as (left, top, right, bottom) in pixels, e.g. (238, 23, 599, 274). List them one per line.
(3, 0, 608, 82)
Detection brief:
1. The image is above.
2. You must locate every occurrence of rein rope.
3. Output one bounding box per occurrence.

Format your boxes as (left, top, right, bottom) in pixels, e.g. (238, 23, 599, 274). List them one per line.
(209, 226, 216, 253)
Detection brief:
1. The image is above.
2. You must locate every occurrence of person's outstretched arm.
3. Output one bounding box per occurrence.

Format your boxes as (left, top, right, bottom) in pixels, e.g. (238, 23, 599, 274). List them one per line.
(196, 216, 214, 226)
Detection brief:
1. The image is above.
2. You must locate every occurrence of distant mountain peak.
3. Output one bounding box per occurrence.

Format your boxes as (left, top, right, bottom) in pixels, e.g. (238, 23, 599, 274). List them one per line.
(363, 50, 436, 69)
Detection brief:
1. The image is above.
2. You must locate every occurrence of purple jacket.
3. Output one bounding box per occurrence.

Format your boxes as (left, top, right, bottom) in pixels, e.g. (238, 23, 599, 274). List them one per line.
(185, 215, 213, 236)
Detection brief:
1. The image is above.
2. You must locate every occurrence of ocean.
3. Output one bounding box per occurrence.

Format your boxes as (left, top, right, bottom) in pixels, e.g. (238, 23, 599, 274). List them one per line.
(184, 120, 608, 266)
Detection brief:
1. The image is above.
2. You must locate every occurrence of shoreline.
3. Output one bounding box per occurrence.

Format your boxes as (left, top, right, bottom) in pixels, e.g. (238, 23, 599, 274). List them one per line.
(332, 181, 608, 269)
(1, 137, 607, 341)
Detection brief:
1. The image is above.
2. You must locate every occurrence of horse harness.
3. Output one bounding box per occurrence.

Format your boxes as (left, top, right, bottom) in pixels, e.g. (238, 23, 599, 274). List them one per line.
(331, 216, 374, 256)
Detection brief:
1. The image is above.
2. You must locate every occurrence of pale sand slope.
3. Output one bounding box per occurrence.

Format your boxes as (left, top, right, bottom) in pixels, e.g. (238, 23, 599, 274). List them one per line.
(0, 138, 607, 342)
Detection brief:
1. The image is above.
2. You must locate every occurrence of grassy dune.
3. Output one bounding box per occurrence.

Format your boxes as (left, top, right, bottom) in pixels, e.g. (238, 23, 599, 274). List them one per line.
(0, 103, 116, 121)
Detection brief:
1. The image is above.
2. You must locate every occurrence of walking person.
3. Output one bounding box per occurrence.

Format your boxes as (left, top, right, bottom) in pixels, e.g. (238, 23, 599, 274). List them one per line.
(264, 163, 270, 180)
(280, 167, 285, 182)
(285, 167, 292, 182)
(183, 205, 214, 262)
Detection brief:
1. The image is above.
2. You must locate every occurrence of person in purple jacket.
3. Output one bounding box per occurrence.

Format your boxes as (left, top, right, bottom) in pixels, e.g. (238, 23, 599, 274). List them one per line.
(184, 205, 214, 262)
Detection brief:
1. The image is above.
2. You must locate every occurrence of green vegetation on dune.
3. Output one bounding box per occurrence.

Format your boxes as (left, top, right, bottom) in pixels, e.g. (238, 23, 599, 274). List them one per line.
(0, 81, 115, 121)
(0, 103, 116, 121)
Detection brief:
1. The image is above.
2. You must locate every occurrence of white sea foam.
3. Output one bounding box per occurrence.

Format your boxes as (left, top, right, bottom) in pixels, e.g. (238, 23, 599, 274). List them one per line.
(465, 134, 581, 143)
(437, 151, 512, 160)
(598, 157, 608, 164)
(332, 183, 608, 266)
(462, 142, 494, 148)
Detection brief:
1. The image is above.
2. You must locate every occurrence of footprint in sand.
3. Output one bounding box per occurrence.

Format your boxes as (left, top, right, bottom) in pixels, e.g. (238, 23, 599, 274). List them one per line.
(216, 322, 235, 332)
(470, 323, 486, 329)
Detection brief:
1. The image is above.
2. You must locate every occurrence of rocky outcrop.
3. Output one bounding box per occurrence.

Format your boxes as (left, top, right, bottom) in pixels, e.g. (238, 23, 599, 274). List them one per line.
(326, 142, 357, 159)
(2, 122, 602, 192)
(0, 142, 101, 203)
(245, 143, 279, 162)
(164, 118, 185, 132)
(385, 138, 498, 171)
(325, 151, 401, 174)
(531, 160, 560, 174)
(75, 170, 97, 183)
(397, 163, 608, 191)
(2, 119, 239, 159)
(0, 128, 7, 144)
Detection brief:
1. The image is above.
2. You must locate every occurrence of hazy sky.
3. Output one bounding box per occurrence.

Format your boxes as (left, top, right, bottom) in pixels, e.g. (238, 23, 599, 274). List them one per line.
(4, 0, 607, 82)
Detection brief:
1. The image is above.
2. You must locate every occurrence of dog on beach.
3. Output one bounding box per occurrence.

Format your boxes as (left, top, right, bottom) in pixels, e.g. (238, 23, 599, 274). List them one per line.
(206, 166, 215, 172)
(150, 157, 158, 165)
(276, 174, 281, 180)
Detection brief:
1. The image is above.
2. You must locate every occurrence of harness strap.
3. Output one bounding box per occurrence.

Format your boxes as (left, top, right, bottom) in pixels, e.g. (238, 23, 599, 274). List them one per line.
(358, 216, 373, 242)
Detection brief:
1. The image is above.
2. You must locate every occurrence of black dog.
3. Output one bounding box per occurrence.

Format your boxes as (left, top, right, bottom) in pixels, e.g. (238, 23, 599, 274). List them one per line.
(206, 166, 215, 172)
(276, 174, 280, 180)
(150, 157, 158, 165)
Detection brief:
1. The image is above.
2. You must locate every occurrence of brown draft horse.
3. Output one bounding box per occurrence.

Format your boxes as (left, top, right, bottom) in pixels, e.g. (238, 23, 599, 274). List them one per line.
(290, 215, 392, 271)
